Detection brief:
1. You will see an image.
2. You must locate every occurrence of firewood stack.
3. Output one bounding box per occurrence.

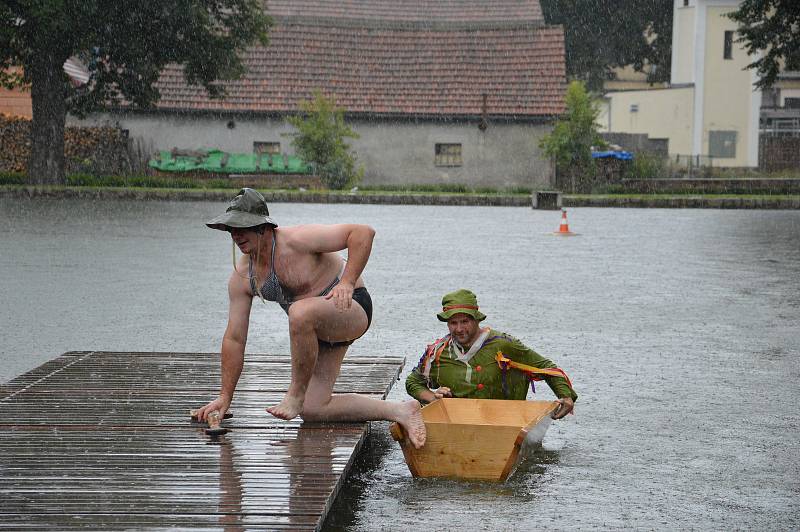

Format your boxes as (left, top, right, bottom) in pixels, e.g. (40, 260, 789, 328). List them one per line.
(0, 113, 30, 173)
(0, 113, 131, 175)
(64, 125, 130, 175)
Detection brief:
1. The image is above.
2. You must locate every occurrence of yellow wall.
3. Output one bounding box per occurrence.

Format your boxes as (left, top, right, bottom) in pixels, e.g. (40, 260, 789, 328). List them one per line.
(672, 6, 695, 84)
(604, 66, 667, 91)
(601, 87, 694, 156)
(702, 6, 756, 166)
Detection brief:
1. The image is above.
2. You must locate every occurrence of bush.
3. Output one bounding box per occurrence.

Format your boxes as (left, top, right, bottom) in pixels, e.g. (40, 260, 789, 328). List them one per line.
(205, 178, 235, 189)
(285, 90, 362, 189)
(67, 174, 126, 187)
(540, 81, 605, 174)
(624, 153, 668, 179)
(127, 175, 197, 189)
(318, 158, 358, 191)
(0, 172, 27, 185)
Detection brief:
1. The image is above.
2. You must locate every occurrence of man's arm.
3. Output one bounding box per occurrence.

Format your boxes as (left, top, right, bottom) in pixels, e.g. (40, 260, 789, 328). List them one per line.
(406, 364, 452, 404)
(195, 272, 252, 421)
(406, 368, 436, 403)
(290, 223, 375, 310)
(506, 336, 578, 411)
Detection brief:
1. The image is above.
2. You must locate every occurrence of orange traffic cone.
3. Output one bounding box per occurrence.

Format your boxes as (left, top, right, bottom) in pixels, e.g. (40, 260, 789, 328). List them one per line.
(554, 209, 576, 236)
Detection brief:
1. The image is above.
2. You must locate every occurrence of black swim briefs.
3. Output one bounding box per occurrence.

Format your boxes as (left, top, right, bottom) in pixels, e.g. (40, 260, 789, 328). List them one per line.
(318, 287, 373, 348)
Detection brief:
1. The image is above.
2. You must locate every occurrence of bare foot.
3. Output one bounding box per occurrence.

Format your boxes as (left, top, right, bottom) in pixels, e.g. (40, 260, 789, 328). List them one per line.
(396, 401, 426, 449)
(266, 394, 304, 420)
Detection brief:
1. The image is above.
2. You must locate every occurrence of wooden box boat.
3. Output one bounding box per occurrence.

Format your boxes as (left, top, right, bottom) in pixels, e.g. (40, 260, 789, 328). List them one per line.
(390, 398, 558, 481)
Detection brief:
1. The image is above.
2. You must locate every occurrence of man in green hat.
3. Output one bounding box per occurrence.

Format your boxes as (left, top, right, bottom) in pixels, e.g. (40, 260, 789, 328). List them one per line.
(406, 289, 577, 419)
(194, 188, 426, 448)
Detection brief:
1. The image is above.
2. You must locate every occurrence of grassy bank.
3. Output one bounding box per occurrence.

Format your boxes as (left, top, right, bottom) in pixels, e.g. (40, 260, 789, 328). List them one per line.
(2, 183, 799, 209)
(3, 171, 800, 208)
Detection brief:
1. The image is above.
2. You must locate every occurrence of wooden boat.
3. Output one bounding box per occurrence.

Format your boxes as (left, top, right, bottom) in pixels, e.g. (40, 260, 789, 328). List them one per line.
(390, 398, 558, 481)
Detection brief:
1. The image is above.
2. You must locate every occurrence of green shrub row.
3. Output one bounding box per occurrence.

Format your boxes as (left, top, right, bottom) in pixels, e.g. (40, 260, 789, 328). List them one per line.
(358, 183, 532, 195)
(0, 172, 235, 190)
(0, 172, 27, 185)
(1, 172, 535, 195)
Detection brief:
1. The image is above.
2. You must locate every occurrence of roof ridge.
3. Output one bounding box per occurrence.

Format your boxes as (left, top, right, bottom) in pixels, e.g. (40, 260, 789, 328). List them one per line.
(273, 15, 545, 31)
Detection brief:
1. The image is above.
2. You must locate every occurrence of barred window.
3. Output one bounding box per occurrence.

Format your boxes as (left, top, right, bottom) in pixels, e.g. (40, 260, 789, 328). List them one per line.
(253, 142, 281, 154)
(435, 143, 462, 167)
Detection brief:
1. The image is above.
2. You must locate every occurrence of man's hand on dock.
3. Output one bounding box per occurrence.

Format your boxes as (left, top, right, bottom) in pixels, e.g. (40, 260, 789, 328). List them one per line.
(193, 396, 231, 422)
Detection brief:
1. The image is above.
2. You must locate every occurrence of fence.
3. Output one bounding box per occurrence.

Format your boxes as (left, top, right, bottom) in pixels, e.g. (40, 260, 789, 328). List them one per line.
(668, 154, 714, 178)
(759, 136, 800, 172)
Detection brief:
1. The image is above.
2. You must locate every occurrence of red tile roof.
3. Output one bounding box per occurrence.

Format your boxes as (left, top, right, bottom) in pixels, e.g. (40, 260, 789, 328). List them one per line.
(153, 1, 565, 118)
(265, 0, 545, 24)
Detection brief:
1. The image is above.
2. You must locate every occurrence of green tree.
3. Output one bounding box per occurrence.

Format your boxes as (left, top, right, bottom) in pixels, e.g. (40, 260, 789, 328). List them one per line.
(539, 80, 604, 188)
(728, 0, 800, 90)
(0, 1, 271, 184)
(286, 90, 362, 190)
(540, 0, 673, 90)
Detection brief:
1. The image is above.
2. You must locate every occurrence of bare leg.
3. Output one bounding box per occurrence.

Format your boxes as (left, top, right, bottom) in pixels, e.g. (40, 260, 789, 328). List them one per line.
(267, 296, 368, 421)
(265, 309, 319, 420)
(300, 344, 427, 449)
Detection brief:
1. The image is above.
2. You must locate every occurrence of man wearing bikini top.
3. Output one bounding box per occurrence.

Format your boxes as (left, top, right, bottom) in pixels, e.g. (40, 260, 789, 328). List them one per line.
(193, 188, 426, 448)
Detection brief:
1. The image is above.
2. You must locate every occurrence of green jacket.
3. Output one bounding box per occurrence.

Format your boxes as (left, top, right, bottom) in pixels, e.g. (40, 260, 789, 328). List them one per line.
(406, 328, 577, 402)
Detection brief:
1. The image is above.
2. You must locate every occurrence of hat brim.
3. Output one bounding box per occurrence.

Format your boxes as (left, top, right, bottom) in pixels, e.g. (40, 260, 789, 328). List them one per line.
(437, 309, 486, 322)
(206, 211, 277, 231)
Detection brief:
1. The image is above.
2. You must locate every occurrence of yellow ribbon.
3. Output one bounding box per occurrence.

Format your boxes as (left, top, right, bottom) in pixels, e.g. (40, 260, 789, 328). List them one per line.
(495, 352, 573, 384)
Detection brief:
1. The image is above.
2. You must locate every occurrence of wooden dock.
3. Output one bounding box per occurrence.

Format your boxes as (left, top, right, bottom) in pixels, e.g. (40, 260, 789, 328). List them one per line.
(0, 351, 405, 530)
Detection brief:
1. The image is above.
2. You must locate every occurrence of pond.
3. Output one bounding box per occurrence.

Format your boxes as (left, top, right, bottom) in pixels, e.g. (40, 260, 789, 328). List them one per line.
(1, 197, 798, 530)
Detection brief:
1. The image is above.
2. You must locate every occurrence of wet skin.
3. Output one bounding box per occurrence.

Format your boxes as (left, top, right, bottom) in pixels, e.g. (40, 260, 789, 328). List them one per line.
(194, 223, 427, 449)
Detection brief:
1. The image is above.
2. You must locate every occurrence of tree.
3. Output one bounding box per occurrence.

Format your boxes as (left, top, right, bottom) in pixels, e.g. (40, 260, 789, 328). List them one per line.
(539, 80, 604, 190)
(0, 1, 271, 184)
(540, 0, 673, 91)
(728, 0, 800, 90)
(286, 90, 362, 190)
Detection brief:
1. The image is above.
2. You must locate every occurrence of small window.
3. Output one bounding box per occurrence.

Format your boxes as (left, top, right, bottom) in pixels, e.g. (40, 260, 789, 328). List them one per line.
(784, 98, 800, 109)
(253, 141, 281, 154)
(709, 130, 737, 158)
(724, 31, 734, 60)
(683, 0, 689, 6)
(435, 143, 462, 167)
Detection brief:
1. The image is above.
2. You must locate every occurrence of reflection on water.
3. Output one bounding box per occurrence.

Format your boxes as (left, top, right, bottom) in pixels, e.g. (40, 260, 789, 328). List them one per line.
(216, 438, 244, 532)
(211, 425, 340, 530)
(1, 198, 798, 530)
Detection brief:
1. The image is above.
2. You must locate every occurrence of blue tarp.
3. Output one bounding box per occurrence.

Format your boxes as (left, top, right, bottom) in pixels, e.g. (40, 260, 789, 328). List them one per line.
(592, 150, 634, 161)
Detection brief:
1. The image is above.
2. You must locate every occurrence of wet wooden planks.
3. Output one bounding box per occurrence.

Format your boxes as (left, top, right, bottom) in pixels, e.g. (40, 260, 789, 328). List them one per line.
(0, 351, 405, 530)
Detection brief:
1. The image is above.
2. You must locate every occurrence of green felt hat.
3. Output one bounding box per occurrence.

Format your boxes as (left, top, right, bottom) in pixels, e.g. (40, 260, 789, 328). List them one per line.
(206, 188, 277, 231)
(437, 289, 486, 322)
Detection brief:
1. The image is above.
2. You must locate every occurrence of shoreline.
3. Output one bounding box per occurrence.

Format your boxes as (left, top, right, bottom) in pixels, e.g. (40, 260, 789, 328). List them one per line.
(2, 185, 799, 209)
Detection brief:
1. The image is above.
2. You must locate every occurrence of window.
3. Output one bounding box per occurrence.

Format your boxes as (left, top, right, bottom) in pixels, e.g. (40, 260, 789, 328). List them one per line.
(435, 143, 462, 166)
(709, 130, 737, 158)
(253, 141, 281, 154)
(683, 0, 689, 6)
(724, 31, 734, 60)
(784, 98, 800, 109)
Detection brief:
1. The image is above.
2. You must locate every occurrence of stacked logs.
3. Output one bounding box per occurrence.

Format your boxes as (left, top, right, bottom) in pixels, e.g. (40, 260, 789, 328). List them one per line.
(0, 114, 30, 173)
(0, 113, 131, 175)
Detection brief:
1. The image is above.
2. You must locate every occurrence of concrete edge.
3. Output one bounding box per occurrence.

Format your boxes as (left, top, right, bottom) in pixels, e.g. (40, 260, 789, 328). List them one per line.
(1, 186, 799, 209)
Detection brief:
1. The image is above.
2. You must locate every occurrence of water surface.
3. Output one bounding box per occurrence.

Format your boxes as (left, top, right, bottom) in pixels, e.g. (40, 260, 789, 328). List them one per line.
(1, 198, 798, 529)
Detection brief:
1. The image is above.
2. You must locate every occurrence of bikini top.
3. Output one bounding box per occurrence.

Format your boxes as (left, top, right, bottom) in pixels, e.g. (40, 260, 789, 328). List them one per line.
(248, 236, 341, 313)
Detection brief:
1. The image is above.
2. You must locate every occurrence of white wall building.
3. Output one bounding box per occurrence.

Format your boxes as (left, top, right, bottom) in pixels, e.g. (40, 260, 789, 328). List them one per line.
(600, 0, 762, 167)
